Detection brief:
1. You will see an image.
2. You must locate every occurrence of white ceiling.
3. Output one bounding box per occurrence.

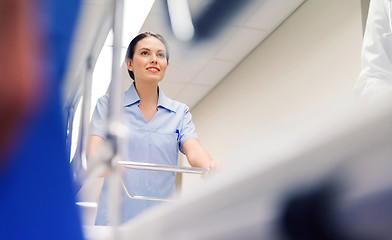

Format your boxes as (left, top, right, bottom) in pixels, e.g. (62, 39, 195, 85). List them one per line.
(65, 0, 306, 109)
(140, 0, 306, 108)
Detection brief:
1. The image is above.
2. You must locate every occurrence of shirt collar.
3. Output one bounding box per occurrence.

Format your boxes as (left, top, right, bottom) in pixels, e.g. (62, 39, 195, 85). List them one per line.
(123, 83, 176, 113)
(123, 82, 140, 107)
(157, 87, 176, 113)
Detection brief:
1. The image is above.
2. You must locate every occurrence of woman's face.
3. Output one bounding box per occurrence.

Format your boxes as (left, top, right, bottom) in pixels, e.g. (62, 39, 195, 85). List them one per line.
(127, 36, 168, 83)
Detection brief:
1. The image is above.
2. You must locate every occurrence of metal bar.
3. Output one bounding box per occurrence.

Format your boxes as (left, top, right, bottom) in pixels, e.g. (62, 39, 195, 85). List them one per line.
(107, 0, 124, 234)
(67, 0, 113, 169)
(120, 161, 208, 201)
(121, 179, 174, 202)
(80, 57, 93, 170)
(63, 0, 113, 111)
(118, 161, 209, 174)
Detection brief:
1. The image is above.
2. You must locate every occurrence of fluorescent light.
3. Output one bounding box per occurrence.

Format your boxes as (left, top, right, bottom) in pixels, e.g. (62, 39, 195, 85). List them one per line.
(167, 0, 195, 41)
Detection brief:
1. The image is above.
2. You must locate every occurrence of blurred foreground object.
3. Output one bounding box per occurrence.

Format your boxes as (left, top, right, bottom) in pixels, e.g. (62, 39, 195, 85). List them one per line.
(0, 1, 41, 165)
(165, 0, 252, 42)
(354, 0, 392, 101)
(0, 0, 84, 239)
(83, 96, 392, 240)
(282, 154, 392, 240)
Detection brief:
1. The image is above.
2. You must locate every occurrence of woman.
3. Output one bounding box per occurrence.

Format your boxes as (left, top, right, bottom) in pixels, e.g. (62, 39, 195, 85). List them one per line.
(89, 32, 217, 225)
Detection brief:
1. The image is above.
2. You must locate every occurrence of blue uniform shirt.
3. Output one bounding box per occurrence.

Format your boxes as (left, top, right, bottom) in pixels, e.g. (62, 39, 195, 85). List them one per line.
(90, 83, 198, 225)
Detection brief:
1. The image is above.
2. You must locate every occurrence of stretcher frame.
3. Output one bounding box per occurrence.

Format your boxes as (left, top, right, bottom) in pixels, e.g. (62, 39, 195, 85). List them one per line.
(119, 161, 208, 201)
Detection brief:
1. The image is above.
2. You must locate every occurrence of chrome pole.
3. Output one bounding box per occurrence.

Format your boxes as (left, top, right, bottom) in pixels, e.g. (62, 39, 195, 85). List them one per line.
(119, 161, 209, 174)
(107, 0, 125, 238)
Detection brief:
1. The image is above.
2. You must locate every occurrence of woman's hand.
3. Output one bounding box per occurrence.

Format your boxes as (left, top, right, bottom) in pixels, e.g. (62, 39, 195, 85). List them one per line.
(88, 135, 126, 178)
(203, 159, 223, 178)
(98, 166, 126, 178)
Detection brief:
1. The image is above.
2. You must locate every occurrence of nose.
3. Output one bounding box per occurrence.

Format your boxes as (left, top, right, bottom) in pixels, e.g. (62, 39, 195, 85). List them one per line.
(150, 54, 158, 63)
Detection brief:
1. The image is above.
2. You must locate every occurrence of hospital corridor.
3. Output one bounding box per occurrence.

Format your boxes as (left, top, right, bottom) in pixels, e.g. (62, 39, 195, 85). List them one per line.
(1, 0, 392, 239)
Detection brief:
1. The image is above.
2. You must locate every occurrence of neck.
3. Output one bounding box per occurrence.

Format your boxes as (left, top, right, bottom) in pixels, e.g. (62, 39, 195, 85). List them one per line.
(134, 81, 158, 107)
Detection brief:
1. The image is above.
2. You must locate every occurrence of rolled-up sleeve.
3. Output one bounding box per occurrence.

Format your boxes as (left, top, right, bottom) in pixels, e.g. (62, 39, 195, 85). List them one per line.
(178, 105, 198, 154)
(89, 95, 109, 139)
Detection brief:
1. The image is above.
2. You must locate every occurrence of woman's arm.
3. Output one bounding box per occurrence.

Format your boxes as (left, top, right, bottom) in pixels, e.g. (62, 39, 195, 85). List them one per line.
(87, 135, 125, 177)
(87, 135, 109, 178)
(88, 135, 104, 159)
(182, 138, 221, 175)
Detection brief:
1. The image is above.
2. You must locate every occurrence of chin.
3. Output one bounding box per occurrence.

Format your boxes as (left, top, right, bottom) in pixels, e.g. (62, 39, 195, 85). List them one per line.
(148, 76, 164, 83)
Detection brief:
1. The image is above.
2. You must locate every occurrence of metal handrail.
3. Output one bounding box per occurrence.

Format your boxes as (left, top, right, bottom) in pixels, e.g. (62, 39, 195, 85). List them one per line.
(119, 161, 209, 201)
(119, 161, 209, 174)
(121, 179, 174, 202)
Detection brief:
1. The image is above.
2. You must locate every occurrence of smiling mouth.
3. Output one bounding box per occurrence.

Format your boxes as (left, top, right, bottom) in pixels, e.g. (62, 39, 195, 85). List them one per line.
(146, 67, 160, 72)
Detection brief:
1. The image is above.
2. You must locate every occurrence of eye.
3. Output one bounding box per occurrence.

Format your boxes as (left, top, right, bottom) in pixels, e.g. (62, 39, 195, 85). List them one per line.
(158, 53, 166, 58)
(141, 51, 148, 56)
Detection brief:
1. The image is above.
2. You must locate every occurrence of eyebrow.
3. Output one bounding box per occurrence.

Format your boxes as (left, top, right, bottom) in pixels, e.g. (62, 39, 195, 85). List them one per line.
(138, 47, 166, 53)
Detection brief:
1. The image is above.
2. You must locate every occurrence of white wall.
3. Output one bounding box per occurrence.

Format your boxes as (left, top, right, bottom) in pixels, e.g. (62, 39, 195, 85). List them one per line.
(182, 0, 363, 188)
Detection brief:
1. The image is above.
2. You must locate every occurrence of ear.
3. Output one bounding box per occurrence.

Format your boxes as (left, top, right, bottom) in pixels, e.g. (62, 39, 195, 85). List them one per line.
(126, 59, 134, 71)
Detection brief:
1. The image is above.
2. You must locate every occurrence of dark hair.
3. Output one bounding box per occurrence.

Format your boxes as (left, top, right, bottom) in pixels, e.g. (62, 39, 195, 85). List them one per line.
(125, 32, 170, 80)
